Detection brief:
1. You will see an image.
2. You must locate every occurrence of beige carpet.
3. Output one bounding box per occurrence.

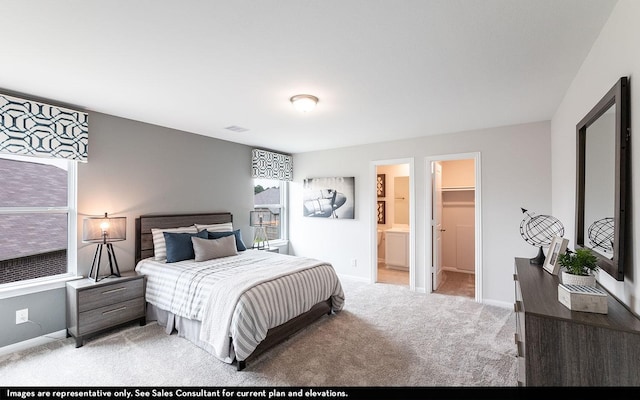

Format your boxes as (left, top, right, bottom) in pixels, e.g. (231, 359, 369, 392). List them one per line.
(435, 270, 475, 298)
(0, 276, 517, 387)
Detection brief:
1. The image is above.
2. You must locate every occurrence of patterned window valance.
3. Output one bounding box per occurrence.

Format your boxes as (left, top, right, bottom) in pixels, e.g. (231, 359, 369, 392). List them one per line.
(0, 93, 88, 162)
(251, 148, 293, 181)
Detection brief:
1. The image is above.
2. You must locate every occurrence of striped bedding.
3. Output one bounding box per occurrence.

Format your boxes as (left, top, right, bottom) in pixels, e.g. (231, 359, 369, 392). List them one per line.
(135, 250, 344, 363)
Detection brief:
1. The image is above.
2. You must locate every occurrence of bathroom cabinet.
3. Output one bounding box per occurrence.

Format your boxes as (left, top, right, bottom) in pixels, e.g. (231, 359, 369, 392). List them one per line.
(385, 229, 408, 270)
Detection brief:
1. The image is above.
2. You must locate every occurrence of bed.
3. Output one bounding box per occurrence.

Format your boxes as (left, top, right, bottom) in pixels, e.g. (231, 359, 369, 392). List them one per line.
(134, 212, 345, 370)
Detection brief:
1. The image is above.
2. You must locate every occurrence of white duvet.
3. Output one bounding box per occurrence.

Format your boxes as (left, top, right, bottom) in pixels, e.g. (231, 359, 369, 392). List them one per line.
(135, 250, 344, 363)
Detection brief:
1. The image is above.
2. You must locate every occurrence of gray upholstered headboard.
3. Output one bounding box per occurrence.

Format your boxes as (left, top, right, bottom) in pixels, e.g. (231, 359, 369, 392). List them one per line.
(135, 212, 233, 263)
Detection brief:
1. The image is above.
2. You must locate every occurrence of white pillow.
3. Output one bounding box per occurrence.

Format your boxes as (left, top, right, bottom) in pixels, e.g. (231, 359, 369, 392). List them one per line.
(192, 235, 238, 262)
(195, 222, 233, 232)
(151, 226, 198, 261)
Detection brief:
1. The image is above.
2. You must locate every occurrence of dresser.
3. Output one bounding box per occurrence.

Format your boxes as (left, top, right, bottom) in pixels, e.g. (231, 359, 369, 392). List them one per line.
(66, 271, 146, 348)
(513, 257, 640, 386)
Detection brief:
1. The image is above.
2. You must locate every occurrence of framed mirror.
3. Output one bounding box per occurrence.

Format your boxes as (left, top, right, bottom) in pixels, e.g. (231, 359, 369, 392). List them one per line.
(576, 77, 629, 281)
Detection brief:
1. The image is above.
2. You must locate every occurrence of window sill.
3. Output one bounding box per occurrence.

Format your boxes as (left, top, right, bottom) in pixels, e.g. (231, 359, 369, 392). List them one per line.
(0, 274, 83, 300)
(268, 239, 289, 247)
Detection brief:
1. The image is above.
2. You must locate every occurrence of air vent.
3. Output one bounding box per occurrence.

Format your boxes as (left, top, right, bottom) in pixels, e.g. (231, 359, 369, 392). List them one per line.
(224, 125, 249, 133)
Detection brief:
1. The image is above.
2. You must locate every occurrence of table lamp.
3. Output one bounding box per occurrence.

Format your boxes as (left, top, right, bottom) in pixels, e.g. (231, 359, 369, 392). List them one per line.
(83, 212, 126, 282)
(249, 210, 273, 250)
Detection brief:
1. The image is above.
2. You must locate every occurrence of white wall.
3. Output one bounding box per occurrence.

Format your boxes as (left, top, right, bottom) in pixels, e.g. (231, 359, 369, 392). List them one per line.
(290, 121, 551, 307)
(551, 0, 640, 314)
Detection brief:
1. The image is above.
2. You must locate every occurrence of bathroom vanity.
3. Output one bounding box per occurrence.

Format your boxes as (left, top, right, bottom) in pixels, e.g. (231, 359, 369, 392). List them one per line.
(385, 227, 409, 270)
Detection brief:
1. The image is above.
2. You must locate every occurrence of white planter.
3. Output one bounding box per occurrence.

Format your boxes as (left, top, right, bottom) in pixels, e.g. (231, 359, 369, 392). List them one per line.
(561, 270, 596, 287)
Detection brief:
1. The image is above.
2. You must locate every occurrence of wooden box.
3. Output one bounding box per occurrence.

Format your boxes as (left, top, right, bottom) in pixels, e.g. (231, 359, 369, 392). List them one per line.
(558, 283, 608, 314)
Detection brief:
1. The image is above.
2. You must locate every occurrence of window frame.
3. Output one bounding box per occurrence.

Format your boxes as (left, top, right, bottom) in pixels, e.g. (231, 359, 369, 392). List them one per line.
(0, 154, 78, 291)
(253, 179, 288, 245)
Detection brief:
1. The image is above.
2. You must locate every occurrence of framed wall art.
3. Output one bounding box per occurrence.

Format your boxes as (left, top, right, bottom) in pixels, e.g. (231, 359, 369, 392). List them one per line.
(377, 201, 386, 224)
(303, 177, 355, 219)
(377, 174, 386, 197)
(543, 236, 569, 275)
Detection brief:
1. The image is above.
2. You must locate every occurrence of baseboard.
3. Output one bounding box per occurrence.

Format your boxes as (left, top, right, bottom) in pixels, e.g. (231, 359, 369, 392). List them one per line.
(337, 273, 368, 283)
(0, 329, 67, 357)
(482, 298, 512, 310)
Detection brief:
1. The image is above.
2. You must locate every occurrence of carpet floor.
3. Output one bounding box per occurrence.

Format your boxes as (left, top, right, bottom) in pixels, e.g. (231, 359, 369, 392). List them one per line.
(0, 276, 517, 387)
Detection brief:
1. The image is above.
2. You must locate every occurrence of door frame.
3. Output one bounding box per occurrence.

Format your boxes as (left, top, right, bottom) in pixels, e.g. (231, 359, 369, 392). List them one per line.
(425, 152, 482, 302)
(432, 161, 444, 292)
(370, 158, 415, 290)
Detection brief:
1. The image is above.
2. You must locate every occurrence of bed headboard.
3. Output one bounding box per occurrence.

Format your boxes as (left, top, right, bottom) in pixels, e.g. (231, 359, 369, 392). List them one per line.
(135, 212, 233, 263)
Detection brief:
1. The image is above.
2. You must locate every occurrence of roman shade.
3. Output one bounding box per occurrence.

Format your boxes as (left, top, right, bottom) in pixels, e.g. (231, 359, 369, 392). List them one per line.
(0, 93, 88, 162)
(251, 148, 293, 181)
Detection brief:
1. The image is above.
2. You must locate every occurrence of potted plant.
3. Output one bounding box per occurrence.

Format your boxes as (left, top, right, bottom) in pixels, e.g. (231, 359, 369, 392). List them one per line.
(557, 248, 599, 287)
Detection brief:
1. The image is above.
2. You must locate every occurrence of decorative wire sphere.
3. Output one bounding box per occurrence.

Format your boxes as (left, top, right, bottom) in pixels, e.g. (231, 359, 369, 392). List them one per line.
(519, 208, 564, 248)
(588, 217, 614, 254)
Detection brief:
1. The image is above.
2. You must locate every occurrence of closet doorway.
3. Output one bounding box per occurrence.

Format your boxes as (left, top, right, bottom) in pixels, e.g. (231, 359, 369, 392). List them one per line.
(427, 153, 481, 301)
(372, 159, 414, 289)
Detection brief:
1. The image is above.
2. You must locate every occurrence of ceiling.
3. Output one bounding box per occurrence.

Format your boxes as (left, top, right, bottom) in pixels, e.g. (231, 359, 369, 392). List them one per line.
(0, 0, 617, 154)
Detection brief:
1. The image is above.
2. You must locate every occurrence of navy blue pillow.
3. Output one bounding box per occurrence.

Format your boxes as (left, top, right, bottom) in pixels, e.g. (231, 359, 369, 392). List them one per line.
(164, 230, 208, 263)
(207, 229, 247, 251)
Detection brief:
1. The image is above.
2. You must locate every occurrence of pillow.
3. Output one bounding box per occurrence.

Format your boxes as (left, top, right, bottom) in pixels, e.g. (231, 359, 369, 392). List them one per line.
(207, 229, 247, 251)
(192, 234, 238, 262)
(151, 226, 198, 261)
(195, 222, 233, 233)
(164, 230, 208, 263)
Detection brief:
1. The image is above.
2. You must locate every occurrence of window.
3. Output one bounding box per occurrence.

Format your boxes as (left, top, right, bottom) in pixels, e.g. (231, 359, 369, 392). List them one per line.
(0, 154, 77, 285)
(253, 178, 288, 244)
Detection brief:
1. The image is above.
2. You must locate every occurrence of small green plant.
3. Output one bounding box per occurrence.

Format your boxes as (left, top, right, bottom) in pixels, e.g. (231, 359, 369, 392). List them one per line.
(557, 248, 599, 276)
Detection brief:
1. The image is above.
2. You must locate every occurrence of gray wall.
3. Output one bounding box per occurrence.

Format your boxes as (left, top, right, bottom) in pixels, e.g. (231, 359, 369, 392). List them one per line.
(0, 289, 64, 348)
(76, 112, 256, 274)
(0, 111, 255, 347)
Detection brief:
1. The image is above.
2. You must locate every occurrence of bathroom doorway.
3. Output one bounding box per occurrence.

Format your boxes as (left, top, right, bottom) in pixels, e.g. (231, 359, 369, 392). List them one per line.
(373, 160, 413, 287)
(427, 153, 481, 301)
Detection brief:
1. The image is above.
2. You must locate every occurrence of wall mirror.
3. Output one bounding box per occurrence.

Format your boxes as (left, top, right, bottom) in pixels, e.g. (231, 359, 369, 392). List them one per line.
(394, 176, 409, 224)
(576, 77, 629, 281)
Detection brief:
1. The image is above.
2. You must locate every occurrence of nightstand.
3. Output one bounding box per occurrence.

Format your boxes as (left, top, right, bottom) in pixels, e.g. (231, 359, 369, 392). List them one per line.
(66, 271, 146, 348)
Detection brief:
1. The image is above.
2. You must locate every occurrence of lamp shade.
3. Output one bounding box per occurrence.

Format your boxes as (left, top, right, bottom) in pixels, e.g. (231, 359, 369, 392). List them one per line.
(250, 210, 273, 227)
(83, 213, 126, 243)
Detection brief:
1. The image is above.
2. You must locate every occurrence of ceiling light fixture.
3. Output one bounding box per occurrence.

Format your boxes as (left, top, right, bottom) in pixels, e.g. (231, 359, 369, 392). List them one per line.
(290, 94, 318, 113)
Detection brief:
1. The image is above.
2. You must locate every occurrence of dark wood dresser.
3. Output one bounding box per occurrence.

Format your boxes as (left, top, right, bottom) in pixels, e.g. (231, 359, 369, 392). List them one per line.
(66, 271, 146, 348)
(513, 257, 640, 386)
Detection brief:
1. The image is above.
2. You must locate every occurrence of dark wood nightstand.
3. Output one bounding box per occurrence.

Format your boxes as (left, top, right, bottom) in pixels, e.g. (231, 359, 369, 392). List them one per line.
(66, 271, 146, 348)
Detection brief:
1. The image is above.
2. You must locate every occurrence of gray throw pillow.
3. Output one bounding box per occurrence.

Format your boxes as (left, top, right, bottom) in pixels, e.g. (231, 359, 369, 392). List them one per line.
(192, 234, 238, 262)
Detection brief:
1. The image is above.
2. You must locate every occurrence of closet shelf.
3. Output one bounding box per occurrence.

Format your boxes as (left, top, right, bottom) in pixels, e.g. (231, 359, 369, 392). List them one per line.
(442, 186, 475, 192)
(442, 201, 475, 207)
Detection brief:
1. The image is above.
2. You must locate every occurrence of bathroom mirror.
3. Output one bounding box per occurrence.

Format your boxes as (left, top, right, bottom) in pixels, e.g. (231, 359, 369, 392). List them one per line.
(576, 77, 629, 281)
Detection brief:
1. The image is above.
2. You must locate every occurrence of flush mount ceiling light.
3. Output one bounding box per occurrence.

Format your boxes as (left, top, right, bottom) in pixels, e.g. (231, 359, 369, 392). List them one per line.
(290, 94, 318, 113)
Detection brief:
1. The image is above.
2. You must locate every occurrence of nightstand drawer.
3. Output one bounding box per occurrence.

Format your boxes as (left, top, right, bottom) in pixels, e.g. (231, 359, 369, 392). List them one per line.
(78, 278, 144, 312)
(78, 297, 145, 335)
